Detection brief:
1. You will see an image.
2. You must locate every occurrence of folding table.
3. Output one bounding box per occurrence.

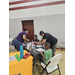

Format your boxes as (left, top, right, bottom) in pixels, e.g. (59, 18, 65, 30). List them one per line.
(9, 50, 33, 75)
(23, 45, 46, 73)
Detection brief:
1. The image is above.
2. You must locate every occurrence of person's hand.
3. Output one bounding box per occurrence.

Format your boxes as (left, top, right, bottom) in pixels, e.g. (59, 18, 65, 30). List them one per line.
(37, 42, 40, 44)
(24, 41, 28, 44)
(34, 42, 37, 44)
(26, 42, 28, 44)
(27, 39, 29, 41)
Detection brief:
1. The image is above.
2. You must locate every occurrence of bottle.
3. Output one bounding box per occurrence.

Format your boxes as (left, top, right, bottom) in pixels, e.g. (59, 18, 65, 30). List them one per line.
(20, 45, 24, 59)
(27, 43, 29, 50)
(32, 42, 35, 49)
(33, 44, 35, 49)
(29, 43, 32, 51)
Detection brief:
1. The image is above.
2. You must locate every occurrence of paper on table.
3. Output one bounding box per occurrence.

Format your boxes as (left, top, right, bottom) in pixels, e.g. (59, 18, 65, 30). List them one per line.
(9, 55, 16, 62)
(35, 48, 45, 52)
(22, 43, 27, 46)
(36, 45, 42, 47)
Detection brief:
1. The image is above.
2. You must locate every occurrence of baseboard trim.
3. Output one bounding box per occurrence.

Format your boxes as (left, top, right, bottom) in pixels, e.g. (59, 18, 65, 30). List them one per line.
(56, 48, 65, 51)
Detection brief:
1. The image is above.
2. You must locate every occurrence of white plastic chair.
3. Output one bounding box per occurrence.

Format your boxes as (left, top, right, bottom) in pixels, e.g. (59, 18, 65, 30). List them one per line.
(9, 44, 15, 50)
(9, 37, 13, 45)
(40, 53, 62, 75)
(58, 39, 65, 50)
(9, 37, 15, 50)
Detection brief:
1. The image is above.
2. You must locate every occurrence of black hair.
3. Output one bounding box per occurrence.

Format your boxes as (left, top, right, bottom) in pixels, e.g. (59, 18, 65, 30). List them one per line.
(44, 42, 50, 48)
(39, 31, 44, 35)
(24, 28, 28, 31)
(34, 35, 37, 38)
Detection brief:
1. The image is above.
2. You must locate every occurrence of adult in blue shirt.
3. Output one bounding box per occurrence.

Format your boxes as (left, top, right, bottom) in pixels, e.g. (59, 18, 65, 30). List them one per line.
(13, 28, 29, 51)
(36, 31, 58, 56)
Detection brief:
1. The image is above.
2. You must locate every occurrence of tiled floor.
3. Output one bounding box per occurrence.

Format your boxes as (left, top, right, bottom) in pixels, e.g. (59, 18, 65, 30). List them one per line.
(9, 49, 65, 75)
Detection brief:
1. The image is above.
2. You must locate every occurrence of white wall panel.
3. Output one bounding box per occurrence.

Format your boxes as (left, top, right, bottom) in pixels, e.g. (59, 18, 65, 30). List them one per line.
(9, 14, 65, 42)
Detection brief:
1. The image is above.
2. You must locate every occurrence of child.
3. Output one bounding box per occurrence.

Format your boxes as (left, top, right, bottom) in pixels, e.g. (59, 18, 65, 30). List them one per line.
(32, 35, 39, 42)
(40, 42, 52, 64)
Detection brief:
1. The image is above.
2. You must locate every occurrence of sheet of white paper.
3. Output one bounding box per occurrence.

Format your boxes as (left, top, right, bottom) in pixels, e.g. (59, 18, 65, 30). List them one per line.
(9, 55, 16, 62)
(35, 48, 45, 52)
(22, 43, 27, 46)
(36, 45, 42, 47)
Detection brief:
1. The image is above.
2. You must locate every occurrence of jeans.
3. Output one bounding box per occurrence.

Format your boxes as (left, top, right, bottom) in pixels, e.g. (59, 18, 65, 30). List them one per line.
(13, 39, 22, 51)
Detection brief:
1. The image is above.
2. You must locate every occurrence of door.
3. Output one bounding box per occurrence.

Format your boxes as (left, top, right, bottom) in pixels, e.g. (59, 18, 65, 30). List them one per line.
(22, 20, 34, 41)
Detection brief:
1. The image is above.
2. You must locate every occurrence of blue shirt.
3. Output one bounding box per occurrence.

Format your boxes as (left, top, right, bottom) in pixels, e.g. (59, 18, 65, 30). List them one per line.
(16, 31, 27, 43)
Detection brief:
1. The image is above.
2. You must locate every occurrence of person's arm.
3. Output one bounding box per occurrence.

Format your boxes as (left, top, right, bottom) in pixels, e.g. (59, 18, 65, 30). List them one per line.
(26, 39, 30, 41)
(40, 51, 46, 60)
(40, 38, 43, 41)
(24, 40, 28, 44)
(23, 35, 29, 41)
(37, 39, 46, 44)
(38, 33, 49, 44)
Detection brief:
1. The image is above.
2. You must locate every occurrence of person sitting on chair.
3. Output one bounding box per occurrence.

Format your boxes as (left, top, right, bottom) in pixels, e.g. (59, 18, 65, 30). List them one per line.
(40, 42, 52, 64)
(32, 35, 39, 42)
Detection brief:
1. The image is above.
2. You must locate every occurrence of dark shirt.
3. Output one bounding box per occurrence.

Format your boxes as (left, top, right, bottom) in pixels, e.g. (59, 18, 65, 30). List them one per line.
(33, 39, 39, 42)
(43, 33, 58, 46)
(16, 31, 27, 43)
